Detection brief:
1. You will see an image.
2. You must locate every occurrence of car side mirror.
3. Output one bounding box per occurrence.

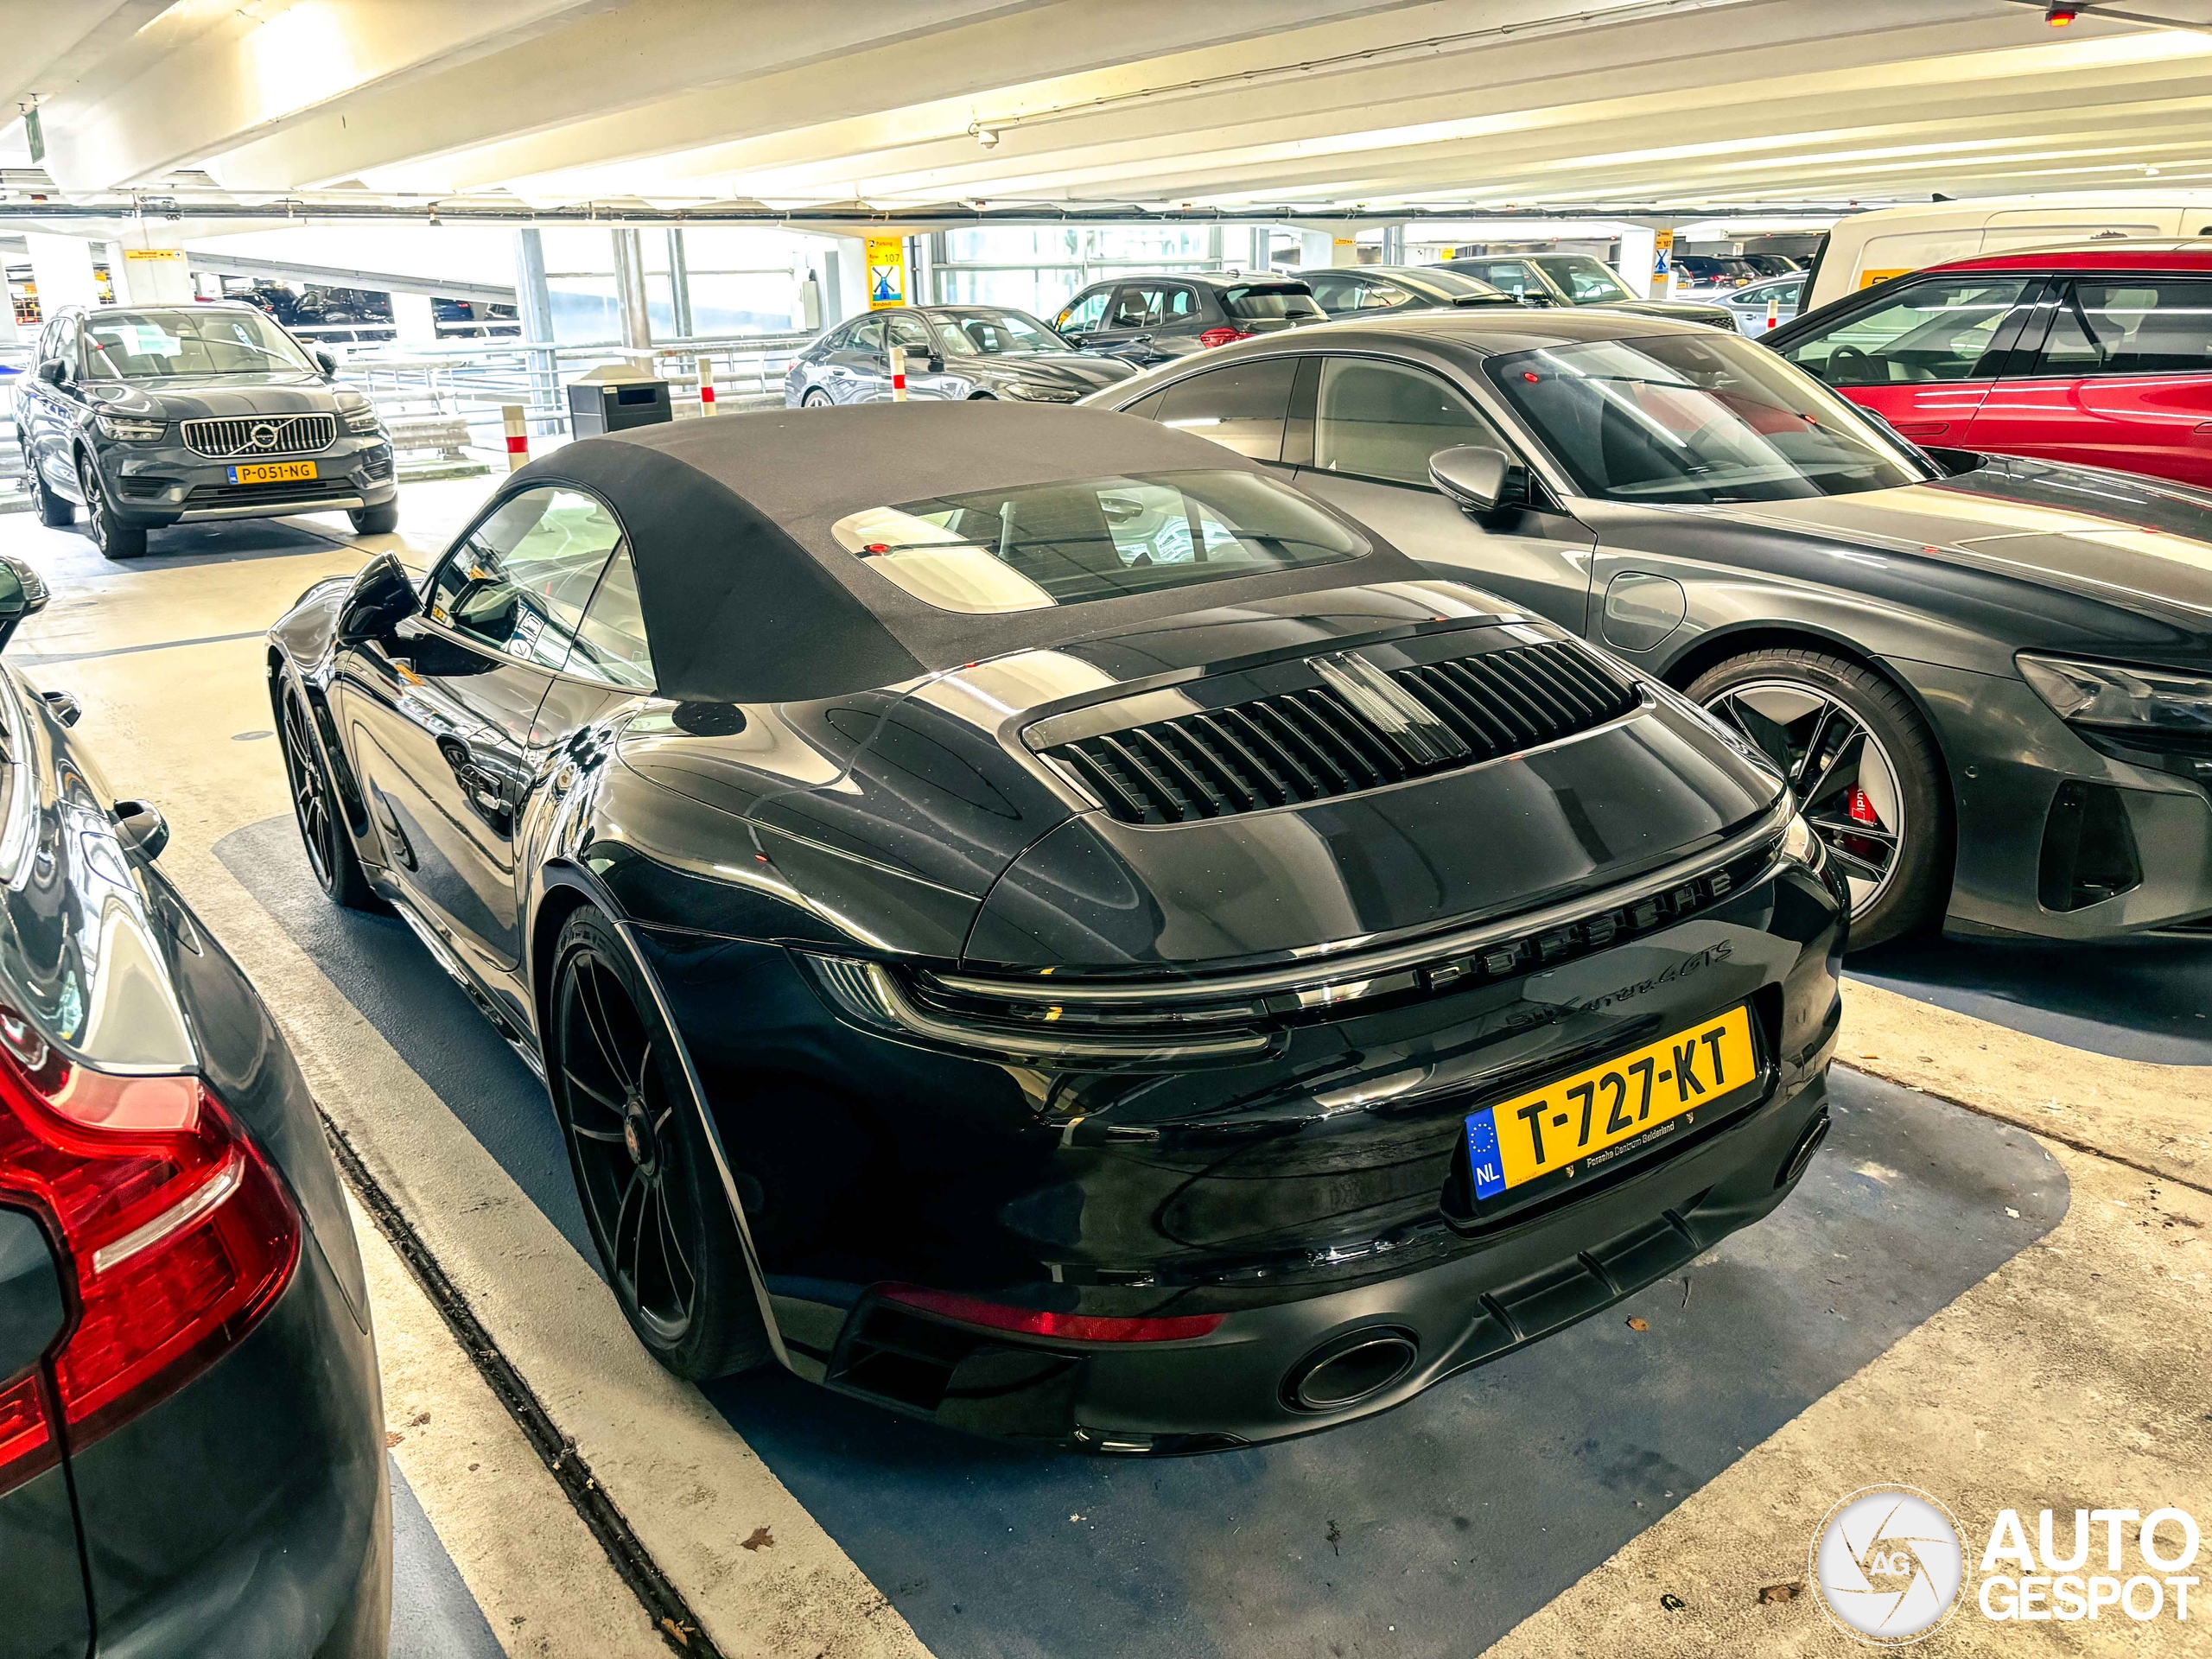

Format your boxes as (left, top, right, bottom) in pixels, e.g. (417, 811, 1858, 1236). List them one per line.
(336, 552, 421, 645)
(1429, 447, 1512, 512)
(0, 554, 51, 656)
(315, 347, 340, 376)
(36, 359, 67, 386)
(111, 799, 169, 861)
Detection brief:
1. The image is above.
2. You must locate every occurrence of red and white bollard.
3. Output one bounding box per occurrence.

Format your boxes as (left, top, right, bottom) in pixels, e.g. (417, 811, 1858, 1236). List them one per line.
(501, 403, 529, 471)
(698, 353, 718, 416)
(889, 343, 909, 403)
(1765, 294, 1781, 331)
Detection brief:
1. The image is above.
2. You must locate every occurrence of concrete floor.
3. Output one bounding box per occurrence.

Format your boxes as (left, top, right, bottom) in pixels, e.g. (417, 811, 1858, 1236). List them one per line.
(5, 478, 2207, 1658)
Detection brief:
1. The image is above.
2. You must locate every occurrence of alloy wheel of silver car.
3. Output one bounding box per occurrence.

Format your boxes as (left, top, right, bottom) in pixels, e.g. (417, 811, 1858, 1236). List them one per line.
(1702, 678, 1905, 919)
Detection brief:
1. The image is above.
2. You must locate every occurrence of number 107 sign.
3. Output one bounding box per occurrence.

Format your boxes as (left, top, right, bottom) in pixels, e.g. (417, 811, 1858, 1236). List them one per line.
(867, 236, 908, 308)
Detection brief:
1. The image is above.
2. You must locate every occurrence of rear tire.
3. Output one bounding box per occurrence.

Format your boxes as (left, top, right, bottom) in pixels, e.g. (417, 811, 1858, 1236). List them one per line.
(801, 389, 832, 408)
(348, 502, 399, 535)
(1688, 648, 1948, 950)
(29, 453, 73, 527)
(79, 457, 147, 560)
(548, 907, 772, 1382)
(276, 670, 380, 911)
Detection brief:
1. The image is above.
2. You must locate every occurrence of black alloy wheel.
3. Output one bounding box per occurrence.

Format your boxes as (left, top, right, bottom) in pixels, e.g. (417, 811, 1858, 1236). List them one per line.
(276, 672, 378, 909)
(28, 447, 73, 527)
(549, 906, 771, 1381)
(1689, 648, 1948, 950)
(78, 455, 147, 560)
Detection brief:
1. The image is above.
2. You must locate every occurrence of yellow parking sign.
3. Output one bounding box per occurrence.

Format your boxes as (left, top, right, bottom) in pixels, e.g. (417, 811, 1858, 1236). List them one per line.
(867, 236, 908, 308)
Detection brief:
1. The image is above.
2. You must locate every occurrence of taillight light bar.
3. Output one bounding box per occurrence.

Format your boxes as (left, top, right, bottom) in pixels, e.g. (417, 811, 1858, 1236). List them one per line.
(1197, 327, 1252, 349)
(880, 1284, 1224, 1343)
(0, 1018, 300, 1496)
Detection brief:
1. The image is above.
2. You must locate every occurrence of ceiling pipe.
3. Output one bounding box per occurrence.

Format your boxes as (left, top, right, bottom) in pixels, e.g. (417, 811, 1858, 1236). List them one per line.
(0, 199, 1869, 228)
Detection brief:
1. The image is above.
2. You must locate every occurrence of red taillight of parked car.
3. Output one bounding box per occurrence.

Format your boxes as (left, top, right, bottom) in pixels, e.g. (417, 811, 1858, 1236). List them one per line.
(0, 1014, 299, 1494)
(881, 1283, 1224, 1342)
(1197, 327, 1253, 349)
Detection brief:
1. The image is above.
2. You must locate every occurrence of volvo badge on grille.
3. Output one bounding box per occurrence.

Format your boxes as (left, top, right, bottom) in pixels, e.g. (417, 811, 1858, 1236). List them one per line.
(248, 422, 281, 448)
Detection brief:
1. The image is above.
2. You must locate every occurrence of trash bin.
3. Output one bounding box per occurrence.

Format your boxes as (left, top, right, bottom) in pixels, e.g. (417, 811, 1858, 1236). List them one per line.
(567, 364, 671, 435)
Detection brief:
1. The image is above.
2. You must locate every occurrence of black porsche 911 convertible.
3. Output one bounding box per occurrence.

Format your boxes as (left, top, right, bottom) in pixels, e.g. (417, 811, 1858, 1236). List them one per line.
(267, 404, 1845, 1452)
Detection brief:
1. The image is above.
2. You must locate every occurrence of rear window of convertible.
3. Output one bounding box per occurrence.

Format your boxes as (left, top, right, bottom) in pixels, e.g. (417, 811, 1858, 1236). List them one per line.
(830, 470, 1366, 613)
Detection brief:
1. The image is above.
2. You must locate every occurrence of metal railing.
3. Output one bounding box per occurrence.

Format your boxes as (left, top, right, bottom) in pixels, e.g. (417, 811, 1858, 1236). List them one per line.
(327, 331, 817, 455)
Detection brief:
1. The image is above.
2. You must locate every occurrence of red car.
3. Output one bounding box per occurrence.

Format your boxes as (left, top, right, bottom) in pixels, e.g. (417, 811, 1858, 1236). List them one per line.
(1764, 241, 2212, 486)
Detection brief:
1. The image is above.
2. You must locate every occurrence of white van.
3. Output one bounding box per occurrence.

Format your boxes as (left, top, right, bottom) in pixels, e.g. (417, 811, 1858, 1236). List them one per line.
(1803, 192, 2212, 310)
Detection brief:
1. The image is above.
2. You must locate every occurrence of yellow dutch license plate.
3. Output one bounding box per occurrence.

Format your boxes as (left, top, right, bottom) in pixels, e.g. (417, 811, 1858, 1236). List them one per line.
(1465, 1005, 1758, 1200)
(227, 459, 317, 485)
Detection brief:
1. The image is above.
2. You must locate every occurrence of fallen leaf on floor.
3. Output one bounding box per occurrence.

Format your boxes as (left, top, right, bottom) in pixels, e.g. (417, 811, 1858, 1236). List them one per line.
(385, 1432, 402, 1448)
(660, 1616, 689, 1647)
(741, 1526, 774, 1552)
(1759, 1581, 1803, 1605)
(1625, 1316, 1649, 1332)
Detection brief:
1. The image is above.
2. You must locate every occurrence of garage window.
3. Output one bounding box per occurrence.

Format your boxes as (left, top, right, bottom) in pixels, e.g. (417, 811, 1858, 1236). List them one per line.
(1313, 357, 1509, 486)
(1777, 276, 2034, 386)
(1149, 358, 1299, 461)
(2031, 279, 2212, 377)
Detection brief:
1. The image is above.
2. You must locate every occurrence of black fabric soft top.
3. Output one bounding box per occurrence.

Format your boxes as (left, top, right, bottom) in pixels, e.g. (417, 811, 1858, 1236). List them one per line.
(508, 402, 1421, 703)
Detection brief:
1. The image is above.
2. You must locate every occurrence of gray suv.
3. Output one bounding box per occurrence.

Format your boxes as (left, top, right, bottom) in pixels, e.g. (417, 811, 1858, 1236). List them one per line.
(15, 302, 397, 559)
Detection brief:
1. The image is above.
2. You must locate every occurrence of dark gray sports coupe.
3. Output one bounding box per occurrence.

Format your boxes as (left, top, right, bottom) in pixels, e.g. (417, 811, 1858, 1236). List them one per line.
(1086, 310, 2212, 948)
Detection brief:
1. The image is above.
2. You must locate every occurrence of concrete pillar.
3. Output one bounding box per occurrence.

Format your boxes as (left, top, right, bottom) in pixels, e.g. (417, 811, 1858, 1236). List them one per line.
(827, 236, 868, 322)
(665, 229, 693, 339)
(1617, 226, 1659, 297)
(392, 292, 439, 345)
(1298, 230, 1332, 270)
(512, 229, 558, 435)
(512, 229, 554, 343)
(610, 228, 652, 355)
(26, 234, 101, 318)
(116, 225, 193, 304)
(1380, 225, 1406, 265)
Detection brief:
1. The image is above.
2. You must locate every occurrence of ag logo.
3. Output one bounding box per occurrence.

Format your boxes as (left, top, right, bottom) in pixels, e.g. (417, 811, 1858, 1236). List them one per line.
(1811, 1486, 1967, 1644)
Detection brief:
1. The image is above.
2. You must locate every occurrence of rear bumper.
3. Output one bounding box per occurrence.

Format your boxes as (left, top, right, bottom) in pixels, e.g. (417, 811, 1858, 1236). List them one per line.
(650, 855, 1847, 1450)
(68, 1230, 389, 1658)
(817, 1047, 1832, 1452)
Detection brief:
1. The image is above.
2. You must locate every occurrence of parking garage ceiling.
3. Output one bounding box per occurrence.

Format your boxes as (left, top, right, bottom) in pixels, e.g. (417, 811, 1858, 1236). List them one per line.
(6, 0, 2212, 226)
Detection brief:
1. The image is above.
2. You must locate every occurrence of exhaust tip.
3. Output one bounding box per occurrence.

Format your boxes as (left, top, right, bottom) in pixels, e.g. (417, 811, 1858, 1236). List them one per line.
(1778, 1109, 1832, 1189)
(1284, 1327, 1420, 1413)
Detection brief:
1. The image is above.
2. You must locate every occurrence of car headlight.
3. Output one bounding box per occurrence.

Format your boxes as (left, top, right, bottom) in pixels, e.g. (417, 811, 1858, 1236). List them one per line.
(93, 412, 166, 442)
(2018, 654, 2212, 740)
(1001, 382, 1075, 403)
(1779, 808, 1826, 872)
(338, 402, 382, 435)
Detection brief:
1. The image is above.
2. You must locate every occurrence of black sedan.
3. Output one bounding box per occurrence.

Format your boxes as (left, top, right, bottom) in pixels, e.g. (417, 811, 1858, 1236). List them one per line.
(1302, 264, 1520, 318)
(1435, 254, 1738, 331)
(268, 404, 1840, 1450)
(1084, 309, 2212, 948)
(785, 305, 1135, 406)
(0, 559, 387, 1654)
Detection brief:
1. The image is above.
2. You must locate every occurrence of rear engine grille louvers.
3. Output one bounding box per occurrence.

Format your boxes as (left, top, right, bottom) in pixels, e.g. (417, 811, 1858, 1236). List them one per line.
(1044, 641, 1640, 826)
